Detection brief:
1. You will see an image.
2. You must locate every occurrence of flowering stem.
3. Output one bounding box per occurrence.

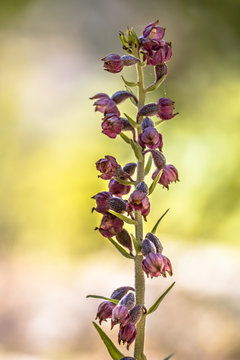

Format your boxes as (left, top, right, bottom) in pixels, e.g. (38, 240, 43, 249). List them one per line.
(134, 60, 146, 360)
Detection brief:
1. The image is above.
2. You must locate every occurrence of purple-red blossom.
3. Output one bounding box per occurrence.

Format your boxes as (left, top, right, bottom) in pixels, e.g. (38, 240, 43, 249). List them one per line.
(128, 189, 150, 219)
(143, 20, 165, 41)
(102, 114, 123, 138)
(111, 286, 135, 300)
(111, 305, 130, 328)
(102, 54, 124, 73)
(97, 213, 123, 238)
(96, 155, 120, 180)
(142, 252, 172, 278)
(139, 127, 163, 150)
(109, 179, 131, 197)
(91, 191, 111, 214)
(157, 97, 178, 120)
(152, 164, 179, 189)
(96, 301, 116, 325)
(90, 93, 120, 116)
(118, 322, 137, 350)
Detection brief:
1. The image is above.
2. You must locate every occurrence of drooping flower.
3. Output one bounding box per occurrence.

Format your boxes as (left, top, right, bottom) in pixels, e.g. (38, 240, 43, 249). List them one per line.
(127, 189, 150, 218)
(157, 97, 178, 120)
(143, 20, 165, 41)
(96, 155, 120, 180)
(145, 232, 163, 253)
(96, 301, 116, 325)
(111, 305, 130, 328)
(102, 114, 123, 138)
(109, 197, 127, 213)
(91, 191, 111, 214)
(118, 322, 137, 350)
(109, 179, 131, 197)
(90, 93, 120, 116)
(152, 164, 179, 189)
(110, 286, 135, 300)
(102, 53, 124, 73)
(139, 127, 163, 150)
(142, 252, 172, 278)
(97, 213, 124, 238)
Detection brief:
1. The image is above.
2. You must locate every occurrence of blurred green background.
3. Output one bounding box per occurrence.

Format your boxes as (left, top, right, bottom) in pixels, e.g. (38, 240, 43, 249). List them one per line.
(0, 0, 239, 359)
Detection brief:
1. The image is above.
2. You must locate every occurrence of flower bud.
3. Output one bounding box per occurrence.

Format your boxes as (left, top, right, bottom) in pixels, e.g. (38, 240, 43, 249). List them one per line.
(141, 238, 156, 256)
(116, 229, 133, 254)
(109, 197, 127, 213)
(96, 301, 116, 325)
(102, 53, 124, 73)
(119, 292, 135, 310)
(137, 103, 159, 121)
(102, 114, 123, 139)
(141, 117, 155, 130)
(157, 97, 178, 120)
(111, 91, 138, 106)
(139, 127, 163, 150)
(121, 55, 140, 66)
(96, 155, 119, 180)
(142, 252, 172, 278)
(118, 323, 137, 349)
(152, 164, 179, 189)
(98, 213, 124, 238)
(91, 192, 111, 214)
(111, 305, 130, 328)
(150, 150, 166, 169)
(129, 305, 143, 324)
(135, 181, 148, 194)
(111, 286, 135, 300)
(123, 162, 137, 177)
(109, 179, 131, 197)
(145, 232, 163, 253)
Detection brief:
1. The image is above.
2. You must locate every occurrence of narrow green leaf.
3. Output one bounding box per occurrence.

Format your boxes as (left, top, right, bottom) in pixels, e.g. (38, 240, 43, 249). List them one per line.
(114, 177, 135, 186)
(144, 155, 152, 176)
(119, 33, 129, 48)
(146, 74, 167, 92)
(108, 210, 137, 225)
(108, 238, 134, 259)
(120, 132, 131, 144)
(121, 75, 138, 87)
(93, 322, 124, 360)
(149, 169, 162, 195)
(151, 208, 170, 234)
(130, 139, 143, 162)
(123, 113, 138, 128)
(131, 233, 141, 253)
(86, 295, 119, 304)
(163, 353, 174, 360)
(147, 282, 175, 315)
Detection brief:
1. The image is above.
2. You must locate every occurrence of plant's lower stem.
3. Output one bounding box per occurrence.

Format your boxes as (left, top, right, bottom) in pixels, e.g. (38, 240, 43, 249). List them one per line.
(134, 59, 146, 360)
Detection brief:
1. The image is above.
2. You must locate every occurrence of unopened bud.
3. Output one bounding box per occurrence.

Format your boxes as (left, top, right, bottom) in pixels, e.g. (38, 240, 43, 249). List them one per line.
(109, 197, 127, 213)
(135, 181, 148, 194)
(129, 305, 143, 324)
(141, 238, 156, 256)
(121, 55, 140, 66)
(123, 162, 137, 176)
(111, 91, 138, 106)
(141, 117, 155, 130)
(111, 286, 135, 300)
(119, 292, 135, 310)
(150, 149, 166, 169)
(116, 229, 133, 254)
(146, 232, 163, 253)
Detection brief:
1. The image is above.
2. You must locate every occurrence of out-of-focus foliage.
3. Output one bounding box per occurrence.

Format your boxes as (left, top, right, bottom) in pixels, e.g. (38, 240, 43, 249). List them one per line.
(0, 0, 239, 258)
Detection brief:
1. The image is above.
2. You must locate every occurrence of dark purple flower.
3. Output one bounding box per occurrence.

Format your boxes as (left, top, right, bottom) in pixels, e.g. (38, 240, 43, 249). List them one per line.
(142, 252, 172, 278)
(129, 305, 143, 324)
(109, 179, 131, 197)
(111, 286, 135, 300)
(146, 42, 172, 66)
(122, 162, 137, 177)
(97, 213, 124, 238)
(127, 189, 150, 218)
(90, 93, 111, 113)
(152, 164, 179, 189)
(118, 322, 137, 350)
(141, 238, 157, 256)
(109, 197, 127, 213)
(139, 127, 163, 150)
(150, 150, 166, 169)
(143, 20, 165, 41)
(145, 232, 163, 253)
(96, 301, 116, 325)
(102, 114, 123, 138)
(119, 292, 135, 310)
(102, 53, 124, 73)
(111, 305, 130, 328)
(91, 191, 111, 214)
(96, 155, 119, 180)
(157, 97, 178, 120)
(116, 229, 133, 254)
(141, 117, 155, 130)
(121, 55, 140, 66)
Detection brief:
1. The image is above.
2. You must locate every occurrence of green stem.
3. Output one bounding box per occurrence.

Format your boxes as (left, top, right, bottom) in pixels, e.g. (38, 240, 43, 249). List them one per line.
(134, 59, 146, 360)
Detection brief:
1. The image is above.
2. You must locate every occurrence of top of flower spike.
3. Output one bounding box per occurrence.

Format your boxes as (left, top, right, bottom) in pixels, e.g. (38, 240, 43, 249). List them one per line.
(143, 20, 165, 41)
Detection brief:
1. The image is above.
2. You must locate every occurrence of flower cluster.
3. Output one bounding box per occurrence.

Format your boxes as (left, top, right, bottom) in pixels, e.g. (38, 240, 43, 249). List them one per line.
(89, 20, 179, 359)
(96, 287, 143, 350)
